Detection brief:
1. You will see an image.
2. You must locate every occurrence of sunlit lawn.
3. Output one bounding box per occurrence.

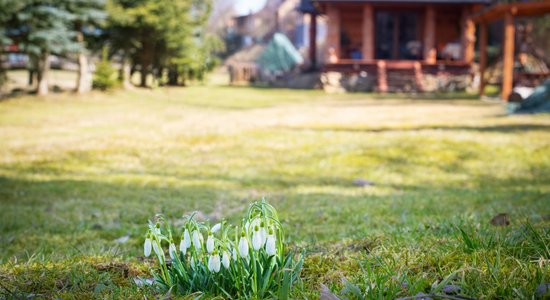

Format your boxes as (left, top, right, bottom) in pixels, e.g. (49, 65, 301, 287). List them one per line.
(0, 84, 549, 299)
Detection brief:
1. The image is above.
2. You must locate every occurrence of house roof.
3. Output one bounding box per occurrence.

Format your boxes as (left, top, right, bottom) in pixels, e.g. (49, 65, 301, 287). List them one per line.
(308, 0, 490, 5)
(471, 1, 550, 23)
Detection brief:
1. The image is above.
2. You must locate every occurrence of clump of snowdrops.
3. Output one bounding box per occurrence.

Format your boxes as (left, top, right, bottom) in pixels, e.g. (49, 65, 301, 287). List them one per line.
(142, 199, 304, 299)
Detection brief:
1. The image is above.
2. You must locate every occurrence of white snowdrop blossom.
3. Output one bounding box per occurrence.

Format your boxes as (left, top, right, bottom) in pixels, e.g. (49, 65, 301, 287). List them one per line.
(252, 226, 263, 250)
(259, 221, 267, 246)
(152, 241, 161, 256)
(144, 237, 152, 257)
(232, 248, 237, 261)
(238, 233, 249, 258)
(222, 251, 230, 269)
(206, 233, 215, 253)
(179, 238, 186, 255)
(169, 243, 177, 260)
(208, 252, 221, 273)
(266, 233, 276, 256)
(190, 256, 196, 268)
(211, 223, 221, 233)
(183, 229, 191, 249)
(192, 230, 202, 251)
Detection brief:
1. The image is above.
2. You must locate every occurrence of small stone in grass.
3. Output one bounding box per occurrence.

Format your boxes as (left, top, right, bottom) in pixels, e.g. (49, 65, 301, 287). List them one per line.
(320, 283, 341, 300)
(413, 293, 432, 300)
(442, 284, 461, 294)
(133, 277, 154, 287)
(490, 213, 510, 226)
(535, 283, 550, 298)
(114, 235, 130, 244)
(352, 179, 375, 187)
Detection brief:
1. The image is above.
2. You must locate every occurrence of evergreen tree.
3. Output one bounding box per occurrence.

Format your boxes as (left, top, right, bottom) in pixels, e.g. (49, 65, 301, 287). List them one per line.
(107, 0, 215, 88)
(64, 0, 106, 94)
(0, 0, 22, 95)
(16, 0, 80, 95)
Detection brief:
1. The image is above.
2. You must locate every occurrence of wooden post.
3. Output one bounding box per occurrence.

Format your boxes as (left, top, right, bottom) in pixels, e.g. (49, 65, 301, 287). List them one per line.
(309, 13, 318, 69)
(479, 22, 488, 96)
(377, 60, 388, 92)
(326, 5, 341, 62)
(362, 4, 374, 61)
(461, 6, 476, 63)
(423, 5, 436, 64)
(502, 11, 515, 101)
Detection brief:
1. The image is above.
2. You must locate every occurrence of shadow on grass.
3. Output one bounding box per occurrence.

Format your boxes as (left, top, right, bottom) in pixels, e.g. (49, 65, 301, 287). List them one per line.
(281, 123, 550, 134)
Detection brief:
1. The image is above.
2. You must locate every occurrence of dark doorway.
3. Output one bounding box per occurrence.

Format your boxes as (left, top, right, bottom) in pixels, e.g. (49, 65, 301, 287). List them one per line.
(375, 10, 421, 60)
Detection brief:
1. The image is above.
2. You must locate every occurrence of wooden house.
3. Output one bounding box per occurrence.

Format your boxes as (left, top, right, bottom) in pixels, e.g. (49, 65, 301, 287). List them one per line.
(303, 0, 491, 92)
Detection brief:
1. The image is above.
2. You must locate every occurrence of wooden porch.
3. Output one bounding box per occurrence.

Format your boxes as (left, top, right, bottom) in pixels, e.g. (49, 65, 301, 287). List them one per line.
(313, 0, 487, 92)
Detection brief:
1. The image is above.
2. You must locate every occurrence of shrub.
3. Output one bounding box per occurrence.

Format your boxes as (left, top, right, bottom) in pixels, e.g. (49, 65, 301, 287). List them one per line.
(142, 199, 304, 299)
(92, 47, 117, 91)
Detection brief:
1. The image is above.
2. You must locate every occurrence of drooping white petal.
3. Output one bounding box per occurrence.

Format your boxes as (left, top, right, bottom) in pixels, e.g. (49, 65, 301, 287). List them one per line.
(222, 251, 230, 269)
(211, 223, 221, 233)
(208, 254, 221, 273)
(266, 235, 276, 256)
(179, 239, 187, 255)
(206, 234, 215, 253)
(238, 236, 249, 258)
(245, 221, 250, 234)
(252, 229, 263, 250)
(144, 238, 152, 257)
(260, 227, 267, 246)
(192, 230, 202, 251)
(169, 243, 177, 260)
(152, 241, 161, 256)
(184, 229, 191, 249)
(232, 248, 237, 261)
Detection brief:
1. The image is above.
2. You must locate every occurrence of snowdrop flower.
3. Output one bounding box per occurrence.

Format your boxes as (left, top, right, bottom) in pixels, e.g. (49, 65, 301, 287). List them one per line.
(183, 229, 191, 249)
(238, 232, 249, 258)
(179, 238, 187, 255)
(245, 221, 250, 234)
(144, 236, 152, 257)
(152, 240, 161, 257)
(259, 221, 267, 246)
(192, 230, 202, 251)
(208, 252, 221, 273)
(232, 248, 237, 261)
(265, 229, 276, 256)
(222, 251, 230, 269)
(252, 226, 263, 250)
(206, 233, 215, 253)
(169, 243, 177, 260)
(211, 223, 221, 233)
(153, 223, 161, 235)
(190, 256, 196, 268)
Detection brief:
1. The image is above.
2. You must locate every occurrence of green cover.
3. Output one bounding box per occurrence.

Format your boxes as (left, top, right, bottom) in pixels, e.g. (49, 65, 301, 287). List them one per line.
(257, 33, 303, 73)
(514, 79, 550, 114)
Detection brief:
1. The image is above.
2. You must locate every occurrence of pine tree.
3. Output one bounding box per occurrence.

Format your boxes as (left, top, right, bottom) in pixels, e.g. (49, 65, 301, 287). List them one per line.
(0, 0, 22, 95)
(64, 0, 106, 94)
(16, 0, 80, 95)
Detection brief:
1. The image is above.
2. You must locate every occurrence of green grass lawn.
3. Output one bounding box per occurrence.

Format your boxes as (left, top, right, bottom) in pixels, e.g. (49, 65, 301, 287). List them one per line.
(0, 85, 549, 299)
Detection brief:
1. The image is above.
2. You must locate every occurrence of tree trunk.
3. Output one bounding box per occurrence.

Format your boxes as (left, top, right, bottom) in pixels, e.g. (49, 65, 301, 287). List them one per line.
(167, 65, 179, 86)
(119, 55, 132, 89)
(140, 65, 148, 87)
(36, 52, 50, 96)
(122, 57, 133, 90)
(75, 31, 91, 94)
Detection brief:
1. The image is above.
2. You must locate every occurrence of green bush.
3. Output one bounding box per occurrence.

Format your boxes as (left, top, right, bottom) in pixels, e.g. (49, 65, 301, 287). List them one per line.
(93, 47, 117, 91)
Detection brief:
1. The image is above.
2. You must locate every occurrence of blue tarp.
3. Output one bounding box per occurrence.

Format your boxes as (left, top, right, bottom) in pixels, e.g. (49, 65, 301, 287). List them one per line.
(513, 79, 550, 114)
(257, 33, 303, 73)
